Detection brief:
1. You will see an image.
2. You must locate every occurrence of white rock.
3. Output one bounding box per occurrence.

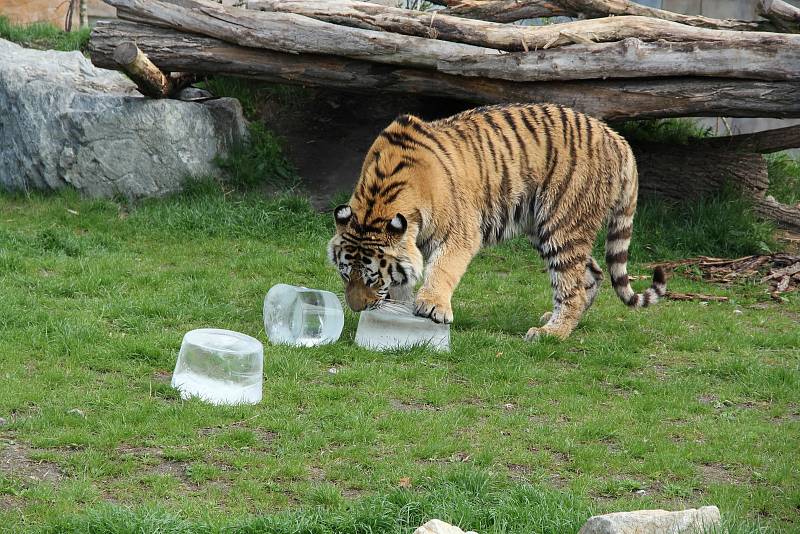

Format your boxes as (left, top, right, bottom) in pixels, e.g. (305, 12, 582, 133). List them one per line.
(0, 38, 247, 199)
(413, 519, 477, 534)
(579, 506, 721, 534)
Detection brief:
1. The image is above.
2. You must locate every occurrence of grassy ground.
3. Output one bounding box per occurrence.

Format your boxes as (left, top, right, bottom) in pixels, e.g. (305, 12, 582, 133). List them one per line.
(0, 16, 90, 52)
(1, 185, 798, 534)
(2, 18, 799, 534)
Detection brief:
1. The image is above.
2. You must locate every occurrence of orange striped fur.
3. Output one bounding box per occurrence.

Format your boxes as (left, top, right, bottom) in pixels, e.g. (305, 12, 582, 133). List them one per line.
(328, 103, 666, 340)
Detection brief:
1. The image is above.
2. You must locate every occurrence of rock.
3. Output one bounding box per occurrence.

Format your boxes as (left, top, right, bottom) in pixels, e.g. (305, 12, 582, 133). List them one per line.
(578, 506, 721, 534)
(413, 519, 478, 534)
(67, 408, 86, 417)
(0, 417, 7, 426)
(0, 38, 248, 199)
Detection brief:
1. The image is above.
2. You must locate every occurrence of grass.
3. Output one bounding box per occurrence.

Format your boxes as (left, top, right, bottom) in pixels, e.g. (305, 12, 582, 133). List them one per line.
(0, 16, 90, 52)
(1, 186, 798, 533)
(767, 153, 800, 205)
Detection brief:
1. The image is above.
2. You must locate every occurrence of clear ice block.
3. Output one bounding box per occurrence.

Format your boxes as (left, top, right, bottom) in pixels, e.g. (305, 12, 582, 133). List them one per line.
(355, 304, 450, 351)
(171, 328, 263, 405)
(264, 284, 344, 347)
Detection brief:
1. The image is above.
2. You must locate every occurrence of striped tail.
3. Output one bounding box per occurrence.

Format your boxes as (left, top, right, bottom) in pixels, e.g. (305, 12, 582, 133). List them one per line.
(605, 163, 667, 308)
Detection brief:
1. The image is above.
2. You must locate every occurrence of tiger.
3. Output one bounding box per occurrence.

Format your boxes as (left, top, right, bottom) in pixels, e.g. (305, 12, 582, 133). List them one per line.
(327, 103, 666, 340)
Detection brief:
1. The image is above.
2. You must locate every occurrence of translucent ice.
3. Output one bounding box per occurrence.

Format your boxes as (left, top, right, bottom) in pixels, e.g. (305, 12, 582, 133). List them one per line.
(355, 304, 450, 351)
(264, 284, 344, 347)
(171, 328, 263, 405)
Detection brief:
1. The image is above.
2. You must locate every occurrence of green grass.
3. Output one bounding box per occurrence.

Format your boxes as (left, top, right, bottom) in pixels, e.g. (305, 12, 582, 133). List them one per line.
(0, 15, 90, 52)
(615, 119, 712, 145)
(1, 187, 797, 533)
(214, 123, 298, 189)
(767, 153, 800, 205)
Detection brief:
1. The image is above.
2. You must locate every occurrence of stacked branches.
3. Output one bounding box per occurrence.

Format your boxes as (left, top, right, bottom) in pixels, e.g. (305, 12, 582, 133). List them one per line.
(89, 0, 800, 229)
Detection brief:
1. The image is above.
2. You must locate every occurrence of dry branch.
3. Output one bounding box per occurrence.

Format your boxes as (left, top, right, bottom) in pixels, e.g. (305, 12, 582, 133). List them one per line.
(89, 20, 800, 121)
(654, 254, 800, 297)
(248, 0, 800, 51)
(665, 292, 729, 302)
(105, 0, 800, 82)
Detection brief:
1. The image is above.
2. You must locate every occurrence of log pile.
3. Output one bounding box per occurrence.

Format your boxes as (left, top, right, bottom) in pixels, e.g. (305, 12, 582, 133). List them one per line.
(87, 0, 800, 229)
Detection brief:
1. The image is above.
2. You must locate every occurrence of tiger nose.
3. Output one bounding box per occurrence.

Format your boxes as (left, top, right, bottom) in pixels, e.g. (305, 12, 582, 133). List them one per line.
(344, 280, 371, 312)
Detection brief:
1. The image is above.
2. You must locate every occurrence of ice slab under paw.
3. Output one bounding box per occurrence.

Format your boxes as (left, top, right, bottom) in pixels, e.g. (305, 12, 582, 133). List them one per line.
(355, 304, 450, 351)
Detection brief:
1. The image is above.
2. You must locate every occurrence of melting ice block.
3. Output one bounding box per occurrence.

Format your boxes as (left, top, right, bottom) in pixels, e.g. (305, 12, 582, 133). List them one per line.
(172, 328, 263, 405)
(355, 305, 450, 351)
(264, 284, 344, 347)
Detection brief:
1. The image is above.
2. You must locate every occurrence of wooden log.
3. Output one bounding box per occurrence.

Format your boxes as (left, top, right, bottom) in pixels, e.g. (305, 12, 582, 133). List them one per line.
(248, 0, 800, 52)
(699, 125, 800, 154)
(438, 0, 769, 31)
(758, 0, 800, 33)
(88, 21, 800, 121)
(754, 196, 800, 232)
(112, 41, 173, 98)
(105, 0, 800, 82)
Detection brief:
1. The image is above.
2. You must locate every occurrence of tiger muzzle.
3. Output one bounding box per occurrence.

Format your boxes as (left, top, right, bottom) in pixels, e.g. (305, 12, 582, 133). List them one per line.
(344, 277, 377, 312)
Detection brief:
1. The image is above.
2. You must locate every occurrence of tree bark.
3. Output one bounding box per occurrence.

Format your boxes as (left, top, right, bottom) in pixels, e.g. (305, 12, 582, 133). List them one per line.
(438, 0, 771, 31)
(248, 0, 799, 52)
(104, 0, 800, 82)
(89, 21, 800, 121)
(113, 41, 173, 98)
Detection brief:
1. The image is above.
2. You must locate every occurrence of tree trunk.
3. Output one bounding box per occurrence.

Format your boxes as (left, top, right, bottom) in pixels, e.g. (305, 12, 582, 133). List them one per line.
(104, 0, 800, 82)
(113, 41, 173, 98)
(437, 0, 771, 31)
(634, 143, 769, 200)
(88, 21, 800, 121)
(248, 0, 799, 52)
(635, 143, 800, 232)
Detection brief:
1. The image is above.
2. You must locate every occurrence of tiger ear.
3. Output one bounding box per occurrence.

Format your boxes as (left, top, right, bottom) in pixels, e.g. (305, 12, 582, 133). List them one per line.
(387, 213, 407, 235)
(334, 205, 352, 225)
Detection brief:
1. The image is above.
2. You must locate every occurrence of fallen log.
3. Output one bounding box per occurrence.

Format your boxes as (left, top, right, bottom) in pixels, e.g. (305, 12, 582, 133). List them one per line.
(699, 125, 800, 154)
(436, 0, 765, 30)
(88, 21, 800, 121)
(113, 41, 172, 98)
(106, 0, 800, 82)
(248, 0, 800, 51)
(758, 0, 800, 33)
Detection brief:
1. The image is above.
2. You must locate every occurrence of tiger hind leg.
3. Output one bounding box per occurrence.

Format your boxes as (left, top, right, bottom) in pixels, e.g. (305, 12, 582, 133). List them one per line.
(539, 256, 603, 325)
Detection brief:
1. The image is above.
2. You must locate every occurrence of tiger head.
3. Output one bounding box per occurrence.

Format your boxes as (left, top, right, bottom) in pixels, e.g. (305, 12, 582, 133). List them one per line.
(328, 204, 423, 312)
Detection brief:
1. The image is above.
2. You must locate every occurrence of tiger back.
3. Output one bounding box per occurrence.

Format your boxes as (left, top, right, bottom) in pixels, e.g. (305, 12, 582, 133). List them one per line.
(328, 103, 666, 340)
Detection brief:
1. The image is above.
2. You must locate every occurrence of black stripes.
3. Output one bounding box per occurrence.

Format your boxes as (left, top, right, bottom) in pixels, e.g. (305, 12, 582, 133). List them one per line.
(607, 226, 633, 243)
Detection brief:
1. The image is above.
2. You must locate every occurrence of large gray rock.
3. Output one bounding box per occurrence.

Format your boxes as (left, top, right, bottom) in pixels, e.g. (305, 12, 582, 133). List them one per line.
(0, 38, 247, 199)
(579, 506, 722, 534)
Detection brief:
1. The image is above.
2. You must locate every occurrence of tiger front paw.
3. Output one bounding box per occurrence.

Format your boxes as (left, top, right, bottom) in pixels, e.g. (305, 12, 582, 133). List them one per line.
(414, 292, 453, 324)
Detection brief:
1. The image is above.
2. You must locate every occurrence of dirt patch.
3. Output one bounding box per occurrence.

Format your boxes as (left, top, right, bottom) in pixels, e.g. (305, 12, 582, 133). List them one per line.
(507, 463, 534, 481)
(389, 399, 439, 412)
(116, 444, 191, 483)
(698, 462, 747, 485)
(0, 438, 63, 484)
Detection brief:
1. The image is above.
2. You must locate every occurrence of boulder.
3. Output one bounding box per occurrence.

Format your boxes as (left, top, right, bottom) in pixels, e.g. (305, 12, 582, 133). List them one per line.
(579, 506, 722, 534)
(413, 519, 478, 534)
(0, 38, 248, 199)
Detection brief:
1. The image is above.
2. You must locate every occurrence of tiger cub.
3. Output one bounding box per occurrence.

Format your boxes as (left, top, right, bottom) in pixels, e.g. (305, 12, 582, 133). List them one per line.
(328, 103, 666, 340)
